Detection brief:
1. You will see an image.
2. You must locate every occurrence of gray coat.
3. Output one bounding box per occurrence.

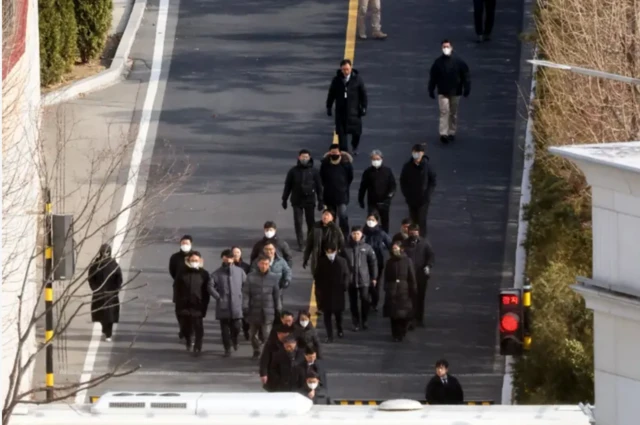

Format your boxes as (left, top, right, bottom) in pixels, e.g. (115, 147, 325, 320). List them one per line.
(242, 270, 282, 324)
(342, 239, 378, 288)
(209, 264, 246, 320)
(250, 254, 292, 289)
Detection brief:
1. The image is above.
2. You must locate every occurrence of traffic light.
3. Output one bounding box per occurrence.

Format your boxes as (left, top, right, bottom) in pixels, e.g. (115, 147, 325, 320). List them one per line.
(499, 288, 524, 356)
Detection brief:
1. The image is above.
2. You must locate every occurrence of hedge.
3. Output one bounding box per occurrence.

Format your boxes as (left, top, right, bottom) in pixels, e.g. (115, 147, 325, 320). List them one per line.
(39, 0, 77, 86)
(75, 0, 113, 63)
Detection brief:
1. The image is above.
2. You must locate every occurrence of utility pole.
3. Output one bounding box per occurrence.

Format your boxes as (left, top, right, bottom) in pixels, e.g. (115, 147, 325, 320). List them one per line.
(44, 188, 54, 401)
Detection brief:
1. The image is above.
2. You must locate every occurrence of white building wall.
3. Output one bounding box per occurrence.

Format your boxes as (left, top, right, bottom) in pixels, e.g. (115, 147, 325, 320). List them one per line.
(2, 0, 42, 407)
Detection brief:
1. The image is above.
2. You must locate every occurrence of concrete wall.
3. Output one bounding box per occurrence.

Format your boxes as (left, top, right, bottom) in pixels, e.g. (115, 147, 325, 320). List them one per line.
(2, 0, 42, 407)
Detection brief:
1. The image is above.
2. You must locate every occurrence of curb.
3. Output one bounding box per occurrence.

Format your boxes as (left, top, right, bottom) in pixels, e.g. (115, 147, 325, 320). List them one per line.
(42, 0, 147, 107)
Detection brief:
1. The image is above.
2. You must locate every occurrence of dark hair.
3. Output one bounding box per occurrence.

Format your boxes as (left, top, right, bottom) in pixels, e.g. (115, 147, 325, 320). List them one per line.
(299, 149, 311, 156)
(411, 143, 425, 153)
(189, 251, 202, 258)
(441, 39, 451, 45)
(298, 309, 310, 318)
(367, 211, 381, 222)
(351, 225, 363, 233)
(264, 221, 277, 229)
(401, 218, 412, 226)
(304, 346, 317, 355)
(221, 249, 233, 258)
(435, 359, 449, 368)
(329, 143, 340, 151)
(408, 224, 420, 232)
(340, 58, 352, 67)
(322, 208, 335, 217)
(306, 370, 320, 380)
(181, 235, 193, 243)
(325, 243, 337, 251)
(257, 254, 271, 263)
(280, 310, 294, 318)
(391, 240, 403, 249)
(263, 241, 276, 248)
(283, 335, 298, 344)
(276, 324, 294, 334)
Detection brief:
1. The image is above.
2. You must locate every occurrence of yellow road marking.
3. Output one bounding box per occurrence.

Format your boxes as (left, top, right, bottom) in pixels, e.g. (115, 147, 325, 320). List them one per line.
(310, 0, 359, 328)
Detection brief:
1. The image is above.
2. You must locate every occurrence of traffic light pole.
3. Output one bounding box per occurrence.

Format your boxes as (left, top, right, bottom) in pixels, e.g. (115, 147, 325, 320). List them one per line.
(44, 189, 54, 401)
(522, 285, 532, 351)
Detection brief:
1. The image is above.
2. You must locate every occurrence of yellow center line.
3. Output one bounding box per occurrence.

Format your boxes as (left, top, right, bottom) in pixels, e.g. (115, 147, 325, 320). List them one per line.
(309, 0, 359, 328)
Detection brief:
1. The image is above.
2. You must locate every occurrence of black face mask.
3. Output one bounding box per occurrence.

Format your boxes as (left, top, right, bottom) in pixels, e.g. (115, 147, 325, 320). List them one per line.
(330, 154, 340, 161)
(409, 235, 419, 242)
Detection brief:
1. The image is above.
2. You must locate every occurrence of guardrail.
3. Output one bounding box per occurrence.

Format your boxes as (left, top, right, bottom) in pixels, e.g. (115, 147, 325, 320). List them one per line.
(333, 400, 494, 405)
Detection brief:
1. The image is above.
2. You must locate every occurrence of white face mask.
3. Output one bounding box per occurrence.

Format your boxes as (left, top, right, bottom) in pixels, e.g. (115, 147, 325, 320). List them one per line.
(326, 252, 336, 261)
(412, 152, 422, 160)
(265, 230, 276, 239)
(190, 261, 200, 269)
(443, 47, 452, 56)
(308, 382, 319, 390)
(180, 244, 191, 252)
(371, 159, 382, 168)
(366, 220, 377, 228)
(300, 320, 309, 328)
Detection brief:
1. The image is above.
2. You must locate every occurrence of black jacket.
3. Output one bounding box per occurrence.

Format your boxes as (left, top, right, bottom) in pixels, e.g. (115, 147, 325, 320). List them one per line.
(342, 239, 377, 288)
(428, 54, 471, 97)
(400, 157, 437, 207)
(313, 255, 349, 311)
(363, 225, 392, 267)
(383, 255, 417, 319)
(88, 257, 123, 324)
(358, 165, 396, 207)
(320, 151, 354, 206)
(234, 259, 250, 274)
(174, 264, 211, 317)
(260, 337, 283, 390)
(303, 360, 330, 404)
(303, 220, 345, 274)
(282, 158, 323, 206)
(169, 250, 190, 280)
(425, 374, 464, 404)
(294, 322, 322, 358)
(270, 349, 307, 392)
(250, 236, 293, 268)
(326, 69, 368, 135)
(401, 236, 435, 279)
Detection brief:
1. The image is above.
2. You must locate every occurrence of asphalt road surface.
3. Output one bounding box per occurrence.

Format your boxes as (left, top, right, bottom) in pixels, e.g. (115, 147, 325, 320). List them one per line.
(85, 0, 525, 402)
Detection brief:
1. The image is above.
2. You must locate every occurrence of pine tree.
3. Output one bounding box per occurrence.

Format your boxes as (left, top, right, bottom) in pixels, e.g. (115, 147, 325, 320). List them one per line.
(74, 0, 113, 63)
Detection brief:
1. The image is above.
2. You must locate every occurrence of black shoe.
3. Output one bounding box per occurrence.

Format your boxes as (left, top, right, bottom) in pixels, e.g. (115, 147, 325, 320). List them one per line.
(252, 351, 260, 359)
(447, 135, 455, 142)
(233, 342, 239, 351)
(324, 337, 334, 343)
(362, 322, 369, 330)
(440, 135, 448, 143)
(337, 331, 344, 338)
(353, 149, 358, 156)
(223, 349, 231, 358)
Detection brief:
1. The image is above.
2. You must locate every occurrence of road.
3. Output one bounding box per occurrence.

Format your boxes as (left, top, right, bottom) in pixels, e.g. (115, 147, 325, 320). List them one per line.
(82, 0, 526, 402)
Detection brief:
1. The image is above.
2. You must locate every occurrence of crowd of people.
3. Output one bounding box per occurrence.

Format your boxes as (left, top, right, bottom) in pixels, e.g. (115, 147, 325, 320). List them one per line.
(86, 38, 479, 405)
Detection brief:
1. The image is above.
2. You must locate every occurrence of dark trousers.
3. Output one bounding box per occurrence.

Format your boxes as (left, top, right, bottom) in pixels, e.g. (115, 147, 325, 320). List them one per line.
(178, 314, 204, 350)
(390, 318, 409, 340)
(473, 0, 496, 36)
(408, 204, 429, 237)
(368, 204, 390, 233)
(242, 319, 250, 340)
(337, 132, 361, 153)
(326, 203, 349, 238)
(323, 310, 343, 339)
(348, 286, 370, 326)
(414, 278, 429, 324)
(220, 318, 242, 351)
(176, 310, 186, 338)
(101, 322, 114, 338)
(369, 263, 384, 308)
(293, 204, 315, 247)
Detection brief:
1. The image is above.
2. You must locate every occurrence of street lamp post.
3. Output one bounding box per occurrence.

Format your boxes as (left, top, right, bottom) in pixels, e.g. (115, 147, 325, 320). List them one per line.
(528, 59, 640, 85)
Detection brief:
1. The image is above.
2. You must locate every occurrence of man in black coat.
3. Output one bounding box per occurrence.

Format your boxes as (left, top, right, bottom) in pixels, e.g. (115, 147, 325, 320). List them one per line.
(282, 149, 324, 250)
(313, 243, 350, 343)
(402, 224, 435, 328)
(358, 149, 396, 233)
(88, 244, 123, 342)
(174, 251, 211, 356)
(428, 39, 471, 143)
(400, 144, 437, 237)
(169, 235, 193, 340)
(259, 323, 294, 391)
(425, 359, 464, 404)
(326, 59, 368, 154)
(301, 346, 329, 404)
(320, 144, 354, 238)
(269, 335, 306, 393)
(250, 221, 293, 268)
(303, 209, 345, 276)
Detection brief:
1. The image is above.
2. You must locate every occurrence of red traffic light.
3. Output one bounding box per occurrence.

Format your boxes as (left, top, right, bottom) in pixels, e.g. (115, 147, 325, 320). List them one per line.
(500, 313, 519, 332)
(501, 294, 519, 305)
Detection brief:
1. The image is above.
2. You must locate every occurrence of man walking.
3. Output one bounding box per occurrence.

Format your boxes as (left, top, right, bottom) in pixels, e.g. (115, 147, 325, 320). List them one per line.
(209, 250, 246, 357)
(342, 226, 377, 331)
(282, 149, 324, 250)
(313, 243, 350, 342)
(400, 144, 437, 237)
(303, 208, 345, 275)
(401, 224, 435, 328)
(250, 221, 293, 267)
(243, 255, 282, 358)
(169, 235, 193, 341)
(357, 0, 387, 40)
(358, 149, 396, 233)
(428, 40, 471, 143)
(473, 0, 496, 42)
(320, 144, 354, 238)
(425, 359, 464, 404)
(326, 59, 368, 154)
